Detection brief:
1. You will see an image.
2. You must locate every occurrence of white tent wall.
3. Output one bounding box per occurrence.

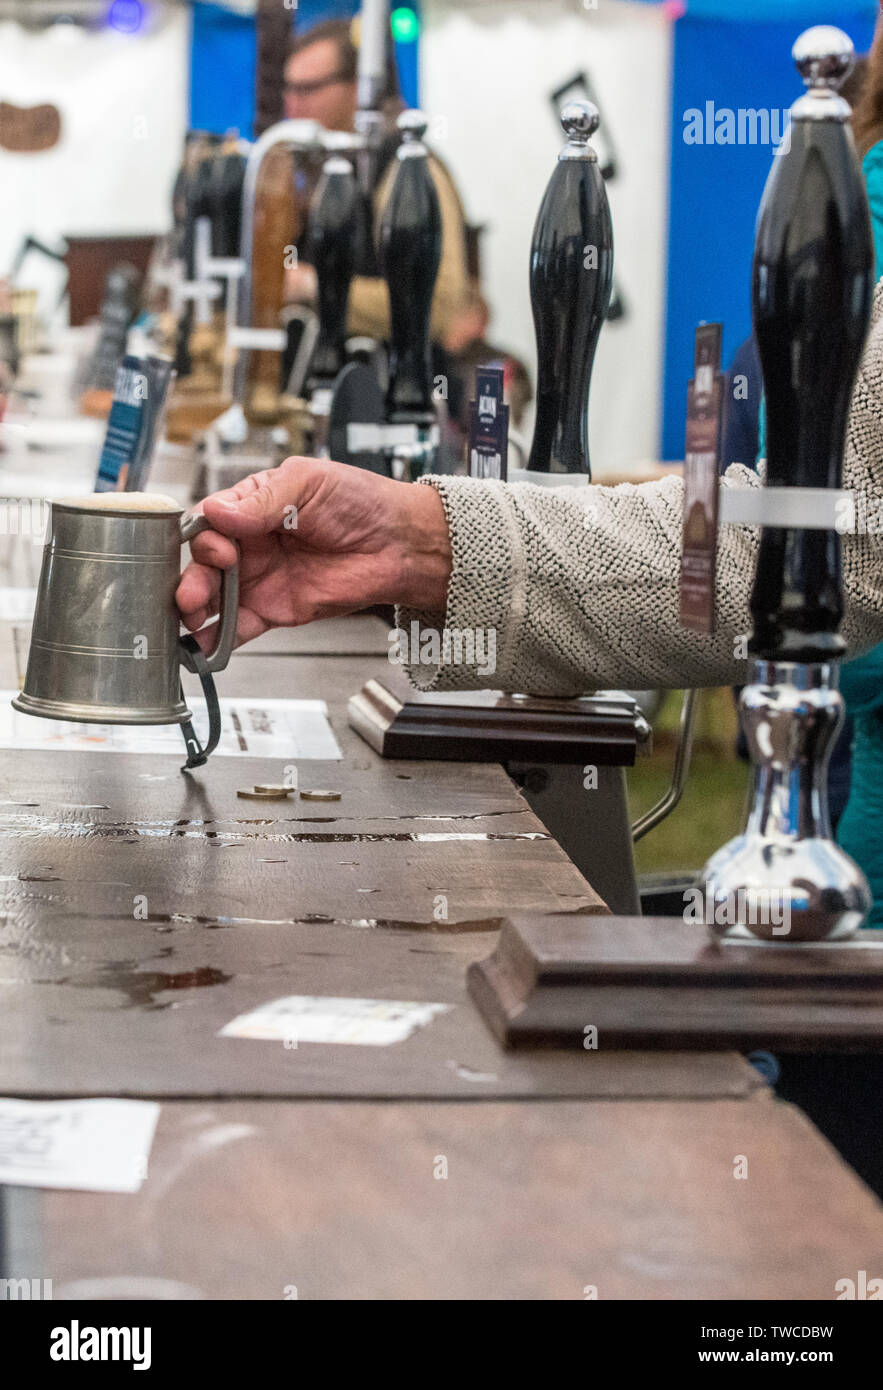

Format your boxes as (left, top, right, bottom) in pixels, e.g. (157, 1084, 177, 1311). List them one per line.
(0, 9, 189, 319)
(421, 0, 672, 475)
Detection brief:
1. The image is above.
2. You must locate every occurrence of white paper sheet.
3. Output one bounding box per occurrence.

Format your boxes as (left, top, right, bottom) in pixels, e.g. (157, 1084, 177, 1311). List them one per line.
(0, 464, 95, 499)
(220, 995, 451, 1047)
(0, 693, 342, 760)
(0, 1097, 160, 1193)
(0, 587, 37, 620)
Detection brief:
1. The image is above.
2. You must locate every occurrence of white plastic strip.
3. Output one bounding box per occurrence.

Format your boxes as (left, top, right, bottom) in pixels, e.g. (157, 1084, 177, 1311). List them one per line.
(178, 280, 222, 304)
(347, 422, 440, 451)
(310, 387, 334, 418)
(507, 469, 590, 488)
(203, 257, 246, 279)
(228, 326, 287, 351)
(719, 486, 854, 531)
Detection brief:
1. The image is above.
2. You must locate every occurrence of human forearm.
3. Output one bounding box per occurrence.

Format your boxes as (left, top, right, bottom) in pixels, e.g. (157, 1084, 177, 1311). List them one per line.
(396, 468, 763, 695)
(179, 299, 883, 678)
(393, 284, 883, 697)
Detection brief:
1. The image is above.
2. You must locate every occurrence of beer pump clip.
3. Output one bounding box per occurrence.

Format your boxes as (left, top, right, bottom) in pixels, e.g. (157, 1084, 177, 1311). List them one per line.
(701, 26, 875, 944)
(79, 263, 142, 416)
(328, 109, 443, 480)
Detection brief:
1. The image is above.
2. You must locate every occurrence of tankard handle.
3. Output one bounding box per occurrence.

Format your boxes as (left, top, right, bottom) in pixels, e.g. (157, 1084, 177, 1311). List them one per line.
(179, 512, 240, 675)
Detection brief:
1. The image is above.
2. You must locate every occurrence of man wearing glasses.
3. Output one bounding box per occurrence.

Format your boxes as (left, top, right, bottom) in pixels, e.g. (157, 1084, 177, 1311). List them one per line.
(283, 19, 473, 351)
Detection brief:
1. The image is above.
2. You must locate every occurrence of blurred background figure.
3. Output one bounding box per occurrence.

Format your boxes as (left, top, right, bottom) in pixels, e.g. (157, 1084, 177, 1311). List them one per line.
(283, 16, 397, 132)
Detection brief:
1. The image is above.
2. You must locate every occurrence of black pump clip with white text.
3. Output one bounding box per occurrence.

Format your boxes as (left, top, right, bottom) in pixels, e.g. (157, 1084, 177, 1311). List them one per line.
(467, 365, 509, 481)
(679, 323, 724, 635)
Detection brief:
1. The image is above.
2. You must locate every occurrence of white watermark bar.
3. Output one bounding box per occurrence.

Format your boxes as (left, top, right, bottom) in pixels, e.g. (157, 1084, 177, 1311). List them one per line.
(227, 326, 287, 351)
(347, 422, 440, 451)
(508, 469, 590, 488)
(202, 257, 246, 279)
(177, 281, 223, 303)
(720, 486, 854, 531)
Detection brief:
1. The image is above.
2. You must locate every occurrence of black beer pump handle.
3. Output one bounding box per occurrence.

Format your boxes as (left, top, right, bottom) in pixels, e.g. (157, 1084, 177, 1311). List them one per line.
(205, 147, 246, 313)
(527, 101, 614, 477)
(378, 110, 442, 424)
(750, 26, 874, 662)
(186, 139, 220, 277)
(211, 148, 247, 263)
(307, 137, 360, 387)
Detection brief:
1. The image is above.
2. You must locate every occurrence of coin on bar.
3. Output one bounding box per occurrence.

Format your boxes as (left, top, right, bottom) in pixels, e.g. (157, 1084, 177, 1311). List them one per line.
(299, 789, 342, 802)
(253, 784, 296, 796)
(237, 787, 294, 801)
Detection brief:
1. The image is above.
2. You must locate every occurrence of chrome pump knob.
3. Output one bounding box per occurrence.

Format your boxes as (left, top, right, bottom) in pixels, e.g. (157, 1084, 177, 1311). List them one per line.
(792, 26, 855, 120)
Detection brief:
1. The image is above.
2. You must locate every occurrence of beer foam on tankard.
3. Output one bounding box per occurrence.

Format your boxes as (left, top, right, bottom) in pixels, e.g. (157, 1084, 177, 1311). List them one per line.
(54, 493, 181, 513)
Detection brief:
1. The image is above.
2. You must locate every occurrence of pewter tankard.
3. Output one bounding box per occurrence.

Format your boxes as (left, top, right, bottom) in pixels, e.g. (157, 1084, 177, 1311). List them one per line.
(13, 494, 239, 727)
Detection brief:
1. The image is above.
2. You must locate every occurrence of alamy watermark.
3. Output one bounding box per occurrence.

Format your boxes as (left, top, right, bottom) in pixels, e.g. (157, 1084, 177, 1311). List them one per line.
(388, 621, 497, 679)
(683, 103, 791, 152)
(683, 885, 792, 935)
(0, 496, 50, 546)
(50, 1322, 151, 1370)
(1, 1277, 52, 1300)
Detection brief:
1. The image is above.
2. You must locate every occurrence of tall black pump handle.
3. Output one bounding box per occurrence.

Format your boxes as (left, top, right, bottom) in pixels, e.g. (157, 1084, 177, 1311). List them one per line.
(307, 137, 360, 389)
(378, 110, 442, 425)
(527, 101, 614, 477)
(750, 25, 874, 662)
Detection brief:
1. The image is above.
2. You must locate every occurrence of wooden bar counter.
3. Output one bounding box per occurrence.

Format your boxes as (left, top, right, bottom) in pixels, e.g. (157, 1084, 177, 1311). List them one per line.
(35, 1097, 883, 1301)
(1, 611, 882, 1299)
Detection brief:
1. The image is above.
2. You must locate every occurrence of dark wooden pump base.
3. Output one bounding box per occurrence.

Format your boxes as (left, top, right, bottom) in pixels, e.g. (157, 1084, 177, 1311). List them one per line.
(348, 673, 649, 914)
(467, 914, 883, 1052)
(348, 673, 644, 763)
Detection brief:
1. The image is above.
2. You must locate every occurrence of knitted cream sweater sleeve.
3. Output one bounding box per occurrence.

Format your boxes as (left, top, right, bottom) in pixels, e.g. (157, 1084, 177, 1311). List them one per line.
(396, 285, 883, 696)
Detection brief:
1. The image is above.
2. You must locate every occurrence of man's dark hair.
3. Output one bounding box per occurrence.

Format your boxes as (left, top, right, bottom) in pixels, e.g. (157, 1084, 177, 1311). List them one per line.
(288, 18, 400, 102)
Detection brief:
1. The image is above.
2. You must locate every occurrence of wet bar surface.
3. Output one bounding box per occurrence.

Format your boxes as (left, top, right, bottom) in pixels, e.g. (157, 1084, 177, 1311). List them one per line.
(0, 642, 753, 1100)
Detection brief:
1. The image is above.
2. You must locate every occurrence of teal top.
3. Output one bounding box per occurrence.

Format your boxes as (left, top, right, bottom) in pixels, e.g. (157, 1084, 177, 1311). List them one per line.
(841, 141, 883, 721)
(863, 140, 883, 284)
(835, 140, 883, 925)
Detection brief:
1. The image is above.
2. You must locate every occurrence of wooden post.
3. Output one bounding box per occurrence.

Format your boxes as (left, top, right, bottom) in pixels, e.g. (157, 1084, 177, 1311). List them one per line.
(254, 0, 293, 138)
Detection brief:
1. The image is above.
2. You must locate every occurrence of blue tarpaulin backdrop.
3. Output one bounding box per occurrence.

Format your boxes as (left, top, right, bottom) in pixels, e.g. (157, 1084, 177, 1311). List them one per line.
(190, 1, 420, 139)
(190, 1, 255, 136)
(661, 2, 878, 458)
